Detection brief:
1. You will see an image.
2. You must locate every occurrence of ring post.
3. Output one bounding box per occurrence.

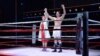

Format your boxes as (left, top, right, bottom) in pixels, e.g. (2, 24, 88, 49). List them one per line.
(76, 13, 83, 54)
(32, 25, 36, 44)
(82, 12, 89, 56)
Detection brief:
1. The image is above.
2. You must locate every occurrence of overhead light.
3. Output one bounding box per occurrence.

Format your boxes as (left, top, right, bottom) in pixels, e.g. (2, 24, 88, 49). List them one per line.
(75, 9, 78, 11)
(34, 13, 37, 16)
(81, 8, 84, 11)
(20, 2, 23, 6)
(39, 13, 41, 15)
(69, 9, 72, 12)
(99, 6, 100, 9)
(53, 11, 55, 13)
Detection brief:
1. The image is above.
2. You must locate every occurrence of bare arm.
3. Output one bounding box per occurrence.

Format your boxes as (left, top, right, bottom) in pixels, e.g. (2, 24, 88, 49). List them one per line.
(44, 8, 55, 20)
(60, 4, 66, 19)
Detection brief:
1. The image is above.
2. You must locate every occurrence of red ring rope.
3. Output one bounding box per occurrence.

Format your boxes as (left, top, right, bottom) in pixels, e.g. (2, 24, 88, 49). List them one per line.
(0, 28, 100, 32)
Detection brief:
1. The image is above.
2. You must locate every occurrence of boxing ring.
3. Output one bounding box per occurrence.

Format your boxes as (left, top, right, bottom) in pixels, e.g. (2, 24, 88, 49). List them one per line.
(0, 3, 100, 56)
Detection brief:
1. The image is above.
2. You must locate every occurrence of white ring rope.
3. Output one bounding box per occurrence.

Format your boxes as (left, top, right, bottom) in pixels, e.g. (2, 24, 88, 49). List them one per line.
(0, 24, 31, 27)
(0, 35, 99, 40)
(0, 18, 100, 26)
(0, 24, 100, 28)
(0, 24, 77, 27)
(0, 18, 77, 25)
(0, 23, 100, 28)
(89, 19, 100, 24)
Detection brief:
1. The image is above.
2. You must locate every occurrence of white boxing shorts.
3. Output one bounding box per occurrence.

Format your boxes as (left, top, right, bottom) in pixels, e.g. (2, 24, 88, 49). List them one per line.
(53, 30, 61, 38)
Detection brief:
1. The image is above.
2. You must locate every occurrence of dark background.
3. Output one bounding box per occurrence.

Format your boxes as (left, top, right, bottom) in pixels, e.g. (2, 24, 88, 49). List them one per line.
(0, 0, 100, 23)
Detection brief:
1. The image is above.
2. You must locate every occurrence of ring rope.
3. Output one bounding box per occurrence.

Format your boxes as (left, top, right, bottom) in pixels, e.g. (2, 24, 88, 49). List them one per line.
(0, 42, 100, 47)
(0, 42, 99, 48)
(89, 19, 100, 24)
(0, 24, 100, 28)
(0, 24, 31, 28)
(0, 18, 100, 26)
(0, 43, 26, 47)
(0, 35, 99, 40)
(0, 41, 29, 44)
(0, 18, 77, 25)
